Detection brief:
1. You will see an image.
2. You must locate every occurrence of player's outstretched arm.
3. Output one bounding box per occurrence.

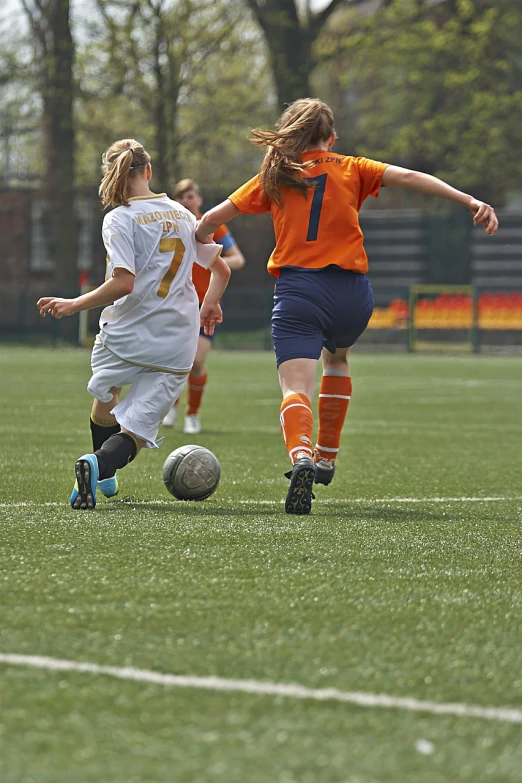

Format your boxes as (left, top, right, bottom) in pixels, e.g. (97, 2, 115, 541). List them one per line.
(196, 200, 241, 240)
(37, 268, 135, 319)
(199, 256, 231, 336)
(382, 165, 498, 235)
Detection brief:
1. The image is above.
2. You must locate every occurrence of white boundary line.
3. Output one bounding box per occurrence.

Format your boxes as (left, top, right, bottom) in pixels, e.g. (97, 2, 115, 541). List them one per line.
(233, 496, 522, 506)
(1, 653, 521, 724)
(1, 496, 521, 510)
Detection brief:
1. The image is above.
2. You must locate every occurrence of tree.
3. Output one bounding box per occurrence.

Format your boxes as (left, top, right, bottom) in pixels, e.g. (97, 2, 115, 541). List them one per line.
(0, 10, 39, 186)
(76, 0, 272, 194)
(22, 0, 77, 288)
(243, 0, 379, 107)
(92, 0, 192, 193)
(318, 0, 522, 205)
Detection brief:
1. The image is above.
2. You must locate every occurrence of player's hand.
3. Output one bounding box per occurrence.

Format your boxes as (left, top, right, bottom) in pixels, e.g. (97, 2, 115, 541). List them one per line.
(468, 199, 498, 235)
(37, 297, 78, 319)
(200, 302, 223, 336)
(195, 221, 214, 244)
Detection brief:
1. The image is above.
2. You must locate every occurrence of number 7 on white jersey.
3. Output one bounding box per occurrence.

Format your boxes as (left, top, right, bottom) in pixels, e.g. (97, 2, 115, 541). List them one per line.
(157, 238, 186, 298)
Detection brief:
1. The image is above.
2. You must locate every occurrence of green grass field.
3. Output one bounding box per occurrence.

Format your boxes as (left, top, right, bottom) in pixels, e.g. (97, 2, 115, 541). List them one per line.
(0, 346, 521, 783)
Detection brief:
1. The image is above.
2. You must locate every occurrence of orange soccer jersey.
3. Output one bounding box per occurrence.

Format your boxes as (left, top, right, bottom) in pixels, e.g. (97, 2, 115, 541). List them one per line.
(229, 152, 388, 276)
(192, 222, 229, 303)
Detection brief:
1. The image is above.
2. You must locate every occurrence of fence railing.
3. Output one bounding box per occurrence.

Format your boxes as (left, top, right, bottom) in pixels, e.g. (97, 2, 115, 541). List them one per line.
(1, 209, 520, 349)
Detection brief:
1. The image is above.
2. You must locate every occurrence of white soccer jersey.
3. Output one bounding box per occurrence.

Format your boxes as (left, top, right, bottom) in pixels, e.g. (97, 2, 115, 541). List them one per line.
(98, 193, 221, 373)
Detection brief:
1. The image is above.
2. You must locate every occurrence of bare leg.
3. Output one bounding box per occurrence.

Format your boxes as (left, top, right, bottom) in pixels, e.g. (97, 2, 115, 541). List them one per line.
(321, 346, 350, 375)
(185, 336, 212, 429)
(92, 386, 121, 423)
(191, 335, 212, 378)
(277, 357, 317, 402)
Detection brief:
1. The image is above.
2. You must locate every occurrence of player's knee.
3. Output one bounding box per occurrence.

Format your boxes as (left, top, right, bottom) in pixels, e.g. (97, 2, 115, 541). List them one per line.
(323, 353, 349, 372)
(109, 386, 121, 404)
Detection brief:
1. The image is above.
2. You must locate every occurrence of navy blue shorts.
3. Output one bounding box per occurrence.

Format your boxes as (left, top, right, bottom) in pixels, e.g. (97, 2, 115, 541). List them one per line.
(272, 266, 373, 367)
(199, 325, 217, 342)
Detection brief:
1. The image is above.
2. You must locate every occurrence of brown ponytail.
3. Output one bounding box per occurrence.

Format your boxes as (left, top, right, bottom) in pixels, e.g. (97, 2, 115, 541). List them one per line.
(99, 138, 151, 208)
(250, 98, 335, 207)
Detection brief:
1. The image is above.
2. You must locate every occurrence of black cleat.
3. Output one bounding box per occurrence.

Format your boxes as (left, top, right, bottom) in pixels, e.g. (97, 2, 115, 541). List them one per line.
(314, 459, 336, 486)
(284, 455, 316, 515)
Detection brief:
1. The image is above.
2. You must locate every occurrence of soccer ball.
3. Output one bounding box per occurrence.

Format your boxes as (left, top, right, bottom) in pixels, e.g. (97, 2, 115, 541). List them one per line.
(162, 445, 221, 501)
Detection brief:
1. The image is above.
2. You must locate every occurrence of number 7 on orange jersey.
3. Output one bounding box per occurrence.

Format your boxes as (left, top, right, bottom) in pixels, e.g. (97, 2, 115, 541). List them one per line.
(304, 174, 328, 242)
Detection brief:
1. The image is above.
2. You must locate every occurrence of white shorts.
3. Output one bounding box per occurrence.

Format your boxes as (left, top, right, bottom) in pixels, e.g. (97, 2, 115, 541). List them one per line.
(87, 342, 188, 448)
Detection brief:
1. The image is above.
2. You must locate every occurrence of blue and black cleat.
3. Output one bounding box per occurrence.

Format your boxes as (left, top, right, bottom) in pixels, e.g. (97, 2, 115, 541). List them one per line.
(97, 475, 119, 498)
(70, 454, 99, 510)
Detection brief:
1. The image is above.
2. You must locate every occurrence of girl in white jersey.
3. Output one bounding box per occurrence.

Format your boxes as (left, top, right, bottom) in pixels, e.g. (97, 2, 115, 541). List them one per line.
(37, 139, 231, 509)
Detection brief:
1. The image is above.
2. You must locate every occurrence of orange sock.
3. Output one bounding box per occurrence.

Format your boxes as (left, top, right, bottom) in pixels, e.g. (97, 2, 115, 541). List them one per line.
(315, 373, 352, 463)
(186, 372, 208, 415)
(280, 393, 314, 464)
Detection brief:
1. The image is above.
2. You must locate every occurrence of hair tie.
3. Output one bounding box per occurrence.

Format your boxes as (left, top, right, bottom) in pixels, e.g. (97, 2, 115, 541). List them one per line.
(130, 160, 149, 170)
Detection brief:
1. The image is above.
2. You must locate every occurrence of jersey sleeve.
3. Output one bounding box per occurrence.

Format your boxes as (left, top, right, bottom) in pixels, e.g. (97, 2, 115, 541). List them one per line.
(213, 224, 235, 252)
(355, 157, 389, 208)
(219, 232, 235, 252)
(102, 214, 136, 275)
(229, 175, 271, 214)
(194, 241, 223, 269)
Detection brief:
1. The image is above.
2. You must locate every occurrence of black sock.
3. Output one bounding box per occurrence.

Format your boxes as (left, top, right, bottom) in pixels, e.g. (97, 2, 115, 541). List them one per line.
(95, 433, 137, 480)
(90, 416, 121, 452)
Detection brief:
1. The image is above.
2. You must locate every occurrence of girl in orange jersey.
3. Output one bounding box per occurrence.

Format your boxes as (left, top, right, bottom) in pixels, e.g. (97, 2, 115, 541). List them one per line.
(163, 178, 246, 434)
(195, 98, 499, 514)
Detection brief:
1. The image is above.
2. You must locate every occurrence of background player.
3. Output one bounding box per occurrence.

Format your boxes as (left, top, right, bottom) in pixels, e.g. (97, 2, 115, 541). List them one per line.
(195, 98, 498, 514)
(162, 178, 246, 434)
(37, 139, 230, 509)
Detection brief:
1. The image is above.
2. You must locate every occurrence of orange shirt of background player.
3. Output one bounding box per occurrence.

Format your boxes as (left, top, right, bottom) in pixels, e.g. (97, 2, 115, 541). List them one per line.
(229, 152, 388, 277)
(192, 223, 229, 303)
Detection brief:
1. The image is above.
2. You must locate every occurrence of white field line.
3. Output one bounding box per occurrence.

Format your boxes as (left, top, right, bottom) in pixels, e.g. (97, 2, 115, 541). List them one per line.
(1, 496, 521, 510)
(234, 496, 522, 506)
(0, 653, 521, 725)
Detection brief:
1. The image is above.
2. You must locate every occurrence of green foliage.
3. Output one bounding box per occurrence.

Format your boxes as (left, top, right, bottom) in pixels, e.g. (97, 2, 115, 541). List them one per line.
(175, 16, 274, 194)
(5, 0, 522, 205)
(318, 0, 522, 205)
(0, 8, 41, 185)
(75, 0, 273, 194)
(0, 1, 272, 194)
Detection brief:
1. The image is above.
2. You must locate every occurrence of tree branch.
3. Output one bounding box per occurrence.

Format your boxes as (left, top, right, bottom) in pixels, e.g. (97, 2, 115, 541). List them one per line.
(21, 0, 49, 53)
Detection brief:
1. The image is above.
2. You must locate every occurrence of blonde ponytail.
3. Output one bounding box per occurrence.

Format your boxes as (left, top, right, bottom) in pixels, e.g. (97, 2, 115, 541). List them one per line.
(250, 98, 335, 207)
(99, 139, 150, 208)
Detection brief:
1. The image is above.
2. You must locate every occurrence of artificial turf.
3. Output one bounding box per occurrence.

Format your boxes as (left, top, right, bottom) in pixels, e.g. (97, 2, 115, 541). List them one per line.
(0, 346, 521, 782)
